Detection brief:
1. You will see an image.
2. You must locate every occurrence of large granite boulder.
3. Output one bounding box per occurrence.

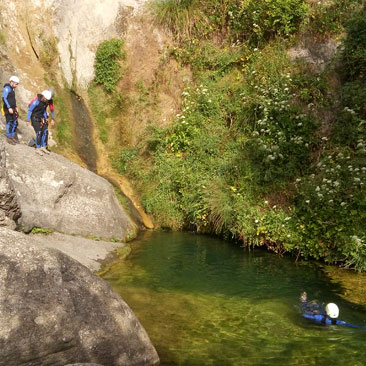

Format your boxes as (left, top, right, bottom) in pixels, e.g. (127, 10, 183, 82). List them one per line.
(0, 140, 21, 229)
(0, 227, 160, 366)
(3, 139, 137, 240)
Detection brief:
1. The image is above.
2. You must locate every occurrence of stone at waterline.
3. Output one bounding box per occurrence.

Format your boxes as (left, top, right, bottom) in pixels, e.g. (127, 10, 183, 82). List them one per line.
(0, 227, 159, 366)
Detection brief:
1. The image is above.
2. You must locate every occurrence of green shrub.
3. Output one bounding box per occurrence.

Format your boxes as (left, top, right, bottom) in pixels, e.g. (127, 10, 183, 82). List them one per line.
(39, 34, 58, 68)
(95, 39, 126, 92)
(342, 11, 366, 81)
(228, 0, 308, 45)
(305, 0, 358, 36)
(114, 147, 139, 174)
(291, 148, 366, 262)
(0, 31, 5, 44)
(150, 0, 204, 38)
(242, 73, 318, 185)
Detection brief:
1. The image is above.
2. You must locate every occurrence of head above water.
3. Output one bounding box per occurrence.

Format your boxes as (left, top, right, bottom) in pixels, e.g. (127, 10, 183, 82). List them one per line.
(325, 303, 339, 318)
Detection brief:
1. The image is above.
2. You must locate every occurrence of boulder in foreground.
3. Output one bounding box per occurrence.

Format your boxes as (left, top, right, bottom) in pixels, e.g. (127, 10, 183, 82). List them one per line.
(0, 228, 159, 366)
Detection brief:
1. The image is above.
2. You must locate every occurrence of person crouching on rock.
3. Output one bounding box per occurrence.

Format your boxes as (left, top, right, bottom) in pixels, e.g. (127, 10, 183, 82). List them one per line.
(26, 90, 52, 156)
(2, 76, 20, 145)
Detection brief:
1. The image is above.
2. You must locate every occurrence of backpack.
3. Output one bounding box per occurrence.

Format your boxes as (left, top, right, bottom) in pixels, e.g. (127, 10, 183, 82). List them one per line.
(28, 96, 37, 107)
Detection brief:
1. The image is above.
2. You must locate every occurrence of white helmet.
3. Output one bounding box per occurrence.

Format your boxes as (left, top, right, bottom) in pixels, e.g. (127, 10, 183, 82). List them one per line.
(41, 90, 52, 100)
(9, 75, 20, 83)
(48, 88, 55, 98)
(325, 303, 339, 318)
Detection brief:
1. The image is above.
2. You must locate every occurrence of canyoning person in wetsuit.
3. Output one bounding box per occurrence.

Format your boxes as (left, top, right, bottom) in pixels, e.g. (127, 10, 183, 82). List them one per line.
(300, 292, 365, 329)
(28, 88, 55, 151)
(26, 90, 52, 156)
(2, 75, 20, 145)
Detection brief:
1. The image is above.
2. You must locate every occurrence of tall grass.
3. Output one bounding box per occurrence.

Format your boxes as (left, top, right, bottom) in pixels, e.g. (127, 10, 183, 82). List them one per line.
(150, 0, 206, 38)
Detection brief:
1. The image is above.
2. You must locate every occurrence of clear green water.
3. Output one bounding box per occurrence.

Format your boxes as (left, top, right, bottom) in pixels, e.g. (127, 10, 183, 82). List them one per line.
(100, 231, 366, 366)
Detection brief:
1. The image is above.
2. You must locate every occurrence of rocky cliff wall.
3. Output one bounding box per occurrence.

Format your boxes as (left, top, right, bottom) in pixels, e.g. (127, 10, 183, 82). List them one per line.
(0, 0, 150, 92)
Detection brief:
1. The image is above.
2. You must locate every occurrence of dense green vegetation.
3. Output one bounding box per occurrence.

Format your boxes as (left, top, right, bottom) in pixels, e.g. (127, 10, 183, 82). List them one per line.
(114, 0, 366, 269)
(94, 39, 126, 92)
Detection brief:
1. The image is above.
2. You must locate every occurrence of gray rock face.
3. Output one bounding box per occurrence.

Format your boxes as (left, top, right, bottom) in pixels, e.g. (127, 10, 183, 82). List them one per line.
(287, 38, 341, 72)
(53, 0, 148, 88)
(34, 231, 125, 272)
(3, 139, 136, 240)
(0, 227, 160, 366)
(0, 140, 21, 228)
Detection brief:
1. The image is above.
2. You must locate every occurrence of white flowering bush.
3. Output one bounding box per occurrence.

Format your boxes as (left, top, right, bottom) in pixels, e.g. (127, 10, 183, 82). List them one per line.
(290, 147, 366, 261)
(228, 0, 308, 45)
(242, 72, 318, 184)
(164, 84, 221, 154)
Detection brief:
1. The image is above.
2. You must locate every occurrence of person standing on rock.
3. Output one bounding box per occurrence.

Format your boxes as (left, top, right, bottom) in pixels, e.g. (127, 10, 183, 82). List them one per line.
(26, 90, 52, 156)
(2, 76, 20, 145)
(28, 88, 55, 151)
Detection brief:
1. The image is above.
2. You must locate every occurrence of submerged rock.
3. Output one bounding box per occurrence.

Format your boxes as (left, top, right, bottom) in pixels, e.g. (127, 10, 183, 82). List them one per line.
(0, 227, 160, 366)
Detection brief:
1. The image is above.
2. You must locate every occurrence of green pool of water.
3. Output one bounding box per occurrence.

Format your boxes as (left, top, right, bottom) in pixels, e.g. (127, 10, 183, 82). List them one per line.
(100, 231, 366, 366)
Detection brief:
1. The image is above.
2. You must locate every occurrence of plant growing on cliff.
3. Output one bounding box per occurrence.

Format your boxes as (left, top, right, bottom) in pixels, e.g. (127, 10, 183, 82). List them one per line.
(228, 0, 309, 45)
(0, 31, 5, 44)
(39, 32, 58, 69)
(95, 39, 126, 92)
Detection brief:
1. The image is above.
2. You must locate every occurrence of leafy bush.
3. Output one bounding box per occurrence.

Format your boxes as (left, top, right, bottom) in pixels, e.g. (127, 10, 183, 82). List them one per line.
(95, 39, 126, 92)
(242, 73, 318, 185)
(39, 34, 58, 68)
(305, 0, 358, 36)
(150, 0, 203, 37)
(114, 147, 139, 174)
(342, 11, 366, 82)
(228, 0, 308, 45)
(291, 148, 366, 262)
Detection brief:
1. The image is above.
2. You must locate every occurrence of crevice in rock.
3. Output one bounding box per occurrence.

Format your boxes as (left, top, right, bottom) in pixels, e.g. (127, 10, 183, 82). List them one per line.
(26, 22, 39, 60)
(54, 182, 74, 207)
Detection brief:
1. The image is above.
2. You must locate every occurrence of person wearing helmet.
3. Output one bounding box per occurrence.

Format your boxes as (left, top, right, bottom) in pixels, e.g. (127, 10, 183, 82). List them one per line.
(2, 76, 20, 144)
(28, 88, 55, 151)
(47, 88, 55, 123)
(300, 292, 365, 328)
(26, 90, 52, 156)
